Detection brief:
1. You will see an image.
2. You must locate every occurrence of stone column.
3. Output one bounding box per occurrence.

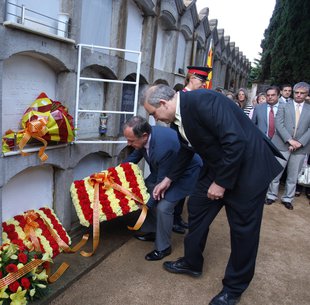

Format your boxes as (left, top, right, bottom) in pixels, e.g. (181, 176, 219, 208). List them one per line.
(0, 186, 2, 244)
(212, 57, 221, 89)
(54, 167, 73, 230)
(224, 65, 231, 90)
(219, 60, 227, 88)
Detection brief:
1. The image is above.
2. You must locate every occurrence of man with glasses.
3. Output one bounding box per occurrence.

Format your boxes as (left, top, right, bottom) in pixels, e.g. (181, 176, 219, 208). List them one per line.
(266, 82, 310, 210)
(183, 66, 212, 91)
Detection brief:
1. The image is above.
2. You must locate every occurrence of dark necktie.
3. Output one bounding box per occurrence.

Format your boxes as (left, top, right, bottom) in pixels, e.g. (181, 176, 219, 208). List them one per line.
(268, 106, 275, 138)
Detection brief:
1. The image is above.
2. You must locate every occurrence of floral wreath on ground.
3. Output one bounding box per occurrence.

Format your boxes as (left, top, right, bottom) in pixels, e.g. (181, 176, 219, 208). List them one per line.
(2, 207, 71, 259)
(70, 162, 150, 227)
(0, 243, 49, 305)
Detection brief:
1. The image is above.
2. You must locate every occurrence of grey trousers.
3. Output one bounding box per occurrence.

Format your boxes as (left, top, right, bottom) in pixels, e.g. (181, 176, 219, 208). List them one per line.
(141, 198, 178, 251)
(267, 150, 305, 203)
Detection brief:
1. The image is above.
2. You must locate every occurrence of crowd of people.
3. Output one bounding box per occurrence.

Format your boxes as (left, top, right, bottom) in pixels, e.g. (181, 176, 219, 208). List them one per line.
(224, 82, 310, 209)
(121, 65, 310, 305)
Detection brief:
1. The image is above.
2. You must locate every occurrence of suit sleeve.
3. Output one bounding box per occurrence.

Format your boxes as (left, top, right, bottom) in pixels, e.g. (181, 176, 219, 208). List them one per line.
(251, 107, 258, 126)
(146, 137, 180, 208)
(197, 95, 247, 189)
(122, 149, 143, 164)
(275, 103, 292, 143)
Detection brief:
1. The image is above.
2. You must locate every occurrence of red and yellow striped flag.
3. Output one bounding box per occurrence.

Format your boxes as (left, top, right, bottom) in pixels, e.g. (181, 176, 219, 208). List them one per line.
(206, 40, 213, 89)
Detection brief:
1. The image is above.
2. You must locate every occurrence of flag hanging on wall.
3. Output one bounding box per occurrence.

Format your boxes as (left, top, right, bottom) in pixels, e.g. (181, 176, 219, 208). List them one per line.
(206, 39, 213, 89)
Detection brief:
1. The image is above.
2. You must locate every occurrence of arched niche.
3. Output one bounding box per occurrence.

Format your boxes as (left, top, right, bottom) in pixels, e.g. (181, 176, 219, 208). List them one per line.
(119, 73, 148, 135)
(153, 79, 169, 85)
(2, 165, 54, 221)
(2, 54, 57, 132)
(78, 65, 117, 139)
(73, 152, 111, 181)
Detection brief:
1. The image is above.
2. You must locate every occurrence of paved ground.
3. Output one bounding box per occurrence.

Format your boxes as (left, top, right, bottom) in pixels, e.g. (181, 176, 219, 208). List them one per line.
(43, 191, 309, 305)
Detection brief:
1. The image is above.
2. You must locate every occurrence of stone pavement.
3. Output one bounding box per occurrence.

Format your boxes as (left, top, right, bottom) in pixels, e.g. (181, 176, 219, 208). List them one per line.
(38, 192, 310, 305)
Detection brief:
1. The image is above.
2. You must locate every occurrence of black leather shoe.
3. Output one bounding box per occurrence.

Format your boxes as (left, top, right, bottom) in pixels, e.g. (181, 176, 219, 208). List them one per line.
(282, 201, 293, 210)
(209, 291, 241, 305)
(172, 224, 186, 234)
(134, 232, 156, 242)
(163, 257, 202, 277)
(145, 247, 171, 261)
(178, 219, 189, 229)
(265, 198, 275, 205)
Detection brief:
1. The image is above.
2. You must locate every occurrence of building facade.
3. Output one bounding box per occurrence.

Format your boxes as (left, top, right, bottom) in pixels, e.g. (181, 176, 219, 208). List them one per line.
(0, 0, 250, 234)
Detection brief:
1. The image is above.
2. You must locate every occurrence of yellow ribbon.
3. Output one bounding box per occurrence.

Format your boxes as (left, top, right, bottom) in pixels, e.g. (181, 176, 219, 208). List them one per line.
(39, 212, 89, 254)
(0, 259, 45, 289)
(18, 118, 49, 162)
(80, 172, 148, 257)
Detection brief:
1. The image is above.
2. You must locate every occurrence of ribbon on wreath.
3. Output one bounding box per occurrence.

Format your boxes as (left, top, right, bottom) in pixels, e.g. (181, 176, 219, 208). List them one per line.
(22, 210, 89, 283)
(0, 258, 45, 289)
(18, 118, 49, 162)
(24, 211, 41, 252)
(80, 172, 148, 257)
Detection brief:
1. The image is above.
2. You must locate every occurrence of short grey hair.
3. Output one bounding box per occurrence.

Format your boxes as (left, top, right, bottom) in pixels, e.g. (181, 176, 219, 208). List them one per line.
(293, 82, 310, 93)
(140, 84, 176, 107)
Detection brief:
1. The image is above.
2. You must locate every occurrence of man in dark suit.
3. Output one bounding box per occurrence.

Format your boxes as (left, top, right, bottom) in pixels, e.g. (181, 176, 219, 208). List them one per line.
(141, 85, 283, 305)
(123, 116, 201, 261)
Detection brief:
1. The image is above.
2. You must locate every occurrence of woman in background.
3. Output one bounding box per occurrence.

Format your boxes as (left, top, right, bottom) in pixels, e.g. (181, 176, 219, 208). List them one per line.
(236, 88, 253, 116)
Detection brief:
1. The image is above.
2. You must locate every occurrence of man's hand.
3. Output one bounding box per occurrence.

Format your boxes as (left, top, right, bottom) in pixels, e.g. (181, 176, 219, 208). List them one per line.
(153, 177, 172, 200)
(207, 182, 225, 201)
(288, 139, 302, 150)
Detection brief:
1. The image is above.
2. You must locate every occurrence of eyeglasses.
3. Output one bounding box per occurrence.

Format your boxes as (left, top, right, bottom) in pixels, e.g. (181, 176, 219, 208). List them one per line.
(294, 91, 308, 95)
(193, 76, 204, 82)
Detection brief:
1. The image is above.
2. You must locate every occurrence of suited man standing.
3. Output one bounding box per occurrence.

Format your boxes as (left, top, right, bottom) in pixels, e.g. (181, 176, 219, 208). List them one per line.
(252, 86, 282, 140)
(141, 84, 283, 305)
(279, 84, 293, 103)
(123, 116, 201, 261)
(266, 82, 310, 210)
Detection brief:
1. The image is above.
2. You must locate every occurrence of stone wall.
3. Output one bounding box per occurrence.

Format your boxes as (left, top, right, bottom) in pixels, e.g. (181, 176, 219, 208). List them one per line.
(0, 0, 251, 235)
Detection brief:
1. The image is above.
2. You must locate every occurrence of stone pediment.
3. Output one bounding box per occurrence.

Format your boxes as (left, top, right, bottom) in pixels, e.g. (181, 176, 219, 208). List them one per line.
(160, 0, 178, 29)
(134, 0, 156, 16)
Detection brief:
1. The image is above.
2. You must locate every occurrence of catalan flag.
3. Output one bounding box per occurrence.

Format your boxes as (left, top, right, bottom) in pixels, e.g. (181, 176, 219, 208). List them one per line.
(206, 39, 213, 89)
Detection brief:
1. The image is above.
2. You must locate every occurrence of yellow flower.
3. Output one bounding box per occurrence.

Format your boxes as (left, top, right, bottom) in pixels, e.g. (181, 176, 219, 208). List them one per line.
(42, 252, 53, 262)
(9, 287, 27, 305)
(36, 269, 49, 281)
(0, 287, 9, 299)
(36, 283, 46, 289)
(29, 288, 36, 297)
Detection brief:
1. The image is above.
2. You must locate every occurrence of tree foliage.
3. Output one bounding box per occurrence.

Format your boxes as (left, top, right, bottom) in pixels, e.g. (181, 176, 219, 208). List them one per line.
(260, 0, 310, 85)
(248, 55, 262, 86)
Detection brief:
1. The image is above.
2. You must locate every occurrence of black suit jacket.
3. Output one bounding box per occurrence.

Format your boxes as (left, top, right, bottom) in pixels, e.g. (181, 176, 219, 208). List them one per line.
(168, 89, 283, 204)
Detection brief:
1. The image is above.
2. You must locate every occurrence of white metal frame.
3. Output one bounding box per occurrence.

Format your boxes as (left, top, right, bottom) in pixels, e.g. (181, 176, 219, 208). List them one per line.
(74, 43, 142, 144)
